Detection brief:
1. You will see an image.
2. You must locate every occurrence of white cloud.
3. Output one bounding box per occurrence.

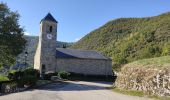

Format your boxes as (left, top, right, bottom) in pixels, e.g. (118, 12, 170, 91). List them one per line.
(75, 38, 80, 41)
(24, 32, 31, 36)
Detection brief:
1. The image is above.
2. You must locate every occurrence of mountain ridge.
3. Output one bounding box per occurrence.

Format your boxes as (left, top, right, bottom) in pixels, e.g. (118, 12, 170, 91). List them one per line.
(71, 12, 170, 65)
(17, 35, 73, 66)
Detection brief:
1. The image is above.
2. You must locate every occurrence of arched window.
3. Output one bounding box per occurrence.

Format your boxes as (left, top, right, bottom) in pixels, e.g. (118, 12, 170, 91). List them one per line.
(49, 26, 53, 33)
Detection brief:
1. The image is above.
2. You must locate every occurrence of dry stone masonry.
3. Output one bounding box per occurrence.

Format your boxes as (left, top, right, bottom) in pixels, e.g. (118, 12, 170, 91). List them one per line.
(115, 65, 170, 96)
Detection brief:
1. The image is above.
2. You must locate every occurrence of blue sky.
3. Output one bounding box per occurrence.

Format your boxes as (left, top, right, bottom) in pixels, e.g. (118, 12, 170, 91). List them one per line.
(1, 0, 170, 42)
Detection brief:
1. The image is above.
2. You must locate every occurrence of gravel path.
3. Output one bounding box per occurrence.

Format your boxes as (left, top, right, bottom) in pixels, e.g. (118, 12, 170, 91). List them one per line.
(0, 81, 153, 100)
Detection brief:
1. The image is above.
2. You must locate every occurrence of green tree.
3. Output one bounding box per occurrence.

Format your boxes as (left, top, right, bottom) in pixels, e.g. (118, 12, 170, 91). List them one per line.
(71, 11, 170, 71)
(0, 3, 26, 67)
(162, 43, 170, 56)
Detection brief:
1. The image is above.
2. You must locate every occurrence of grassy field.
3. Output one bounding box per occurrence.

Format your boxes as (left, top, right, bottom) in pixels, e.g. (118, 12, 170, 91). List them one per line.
(110, 87, 144, 97)
(108, 87, 170, 100)
(126, 56, 170, 68)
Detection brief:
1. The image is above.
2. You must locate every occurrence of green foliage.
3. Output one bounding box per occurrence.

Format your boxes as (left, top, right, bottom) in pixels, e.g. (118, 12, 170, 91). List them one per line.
(58, 71, 70, 79)
(18, 75, 37, 86)
(0, 75, 9, 82)
(127, 56, 170, 68)
(8, 68, 39, 87)
(57, 41, 74, 48)
(44, 72, 58, 80)
(23, 68, 39, 76)
(109, 87, 170, 100)
(17, 36, 74, 67)
(71, 12, 170, 68)
(111, 87, 144, 97)
(8, 70, 17, 74)
(162, 43, 170, 56)
(112, 63, 121, 72)
(0, 3, 26, 67)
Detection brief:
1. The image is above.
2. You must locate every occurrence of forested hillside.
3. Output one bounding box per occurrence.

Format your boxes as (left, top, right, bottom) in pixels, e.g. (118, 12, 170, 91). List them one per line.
(71, 12, 170, 65)
(17, 36, 73, 66)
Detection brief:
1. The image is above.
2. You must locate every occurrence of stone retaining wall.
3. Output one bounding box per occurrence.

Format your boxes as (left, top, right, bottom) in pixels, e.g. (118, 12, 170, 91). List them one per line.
(115, 66, 170, 96)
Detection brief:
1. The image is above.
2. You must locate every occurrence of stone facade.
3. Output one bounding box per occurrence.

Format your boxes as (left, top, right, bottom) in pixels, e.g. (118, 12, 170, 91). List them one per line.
(34, 13, 57, 74)
(34, 13, 113, 76)
(56, 58, 112, 75)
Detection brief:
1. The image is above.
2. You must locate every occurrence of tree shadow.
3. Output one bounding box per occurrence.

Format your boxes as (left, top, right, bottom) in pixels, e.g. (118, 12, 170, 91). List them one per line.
(0, 81, 113, 97)
(37, 81, 113, 92)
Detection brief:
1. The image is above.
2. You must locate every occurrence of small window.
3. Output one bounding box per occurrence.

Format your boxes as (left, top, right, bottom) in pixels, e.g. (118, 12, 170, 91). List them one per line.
(49, 26, 53, 33)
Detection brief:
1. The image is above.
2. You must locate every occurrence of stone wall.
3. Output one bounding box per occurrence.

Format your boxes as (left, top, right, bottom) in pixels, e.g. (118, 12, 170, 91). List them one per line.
(115, 65, 170, 96)
(34, 20, 57, 73)
(40, 21, 57, 73)
(56, 58, 113, 76)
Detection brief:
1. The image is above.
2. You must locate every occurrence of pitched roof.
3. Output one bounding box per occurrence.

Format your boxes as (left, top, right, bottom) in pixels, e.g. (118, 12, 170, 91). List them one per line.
(56, 48, 111, 60)
(41, 13, 58, 23)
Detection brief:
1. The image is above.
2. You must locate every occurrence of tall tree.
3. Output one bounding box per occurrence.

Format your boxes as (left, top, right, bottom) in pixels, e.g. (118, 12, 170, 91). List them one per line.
(0, 3, 26, 67)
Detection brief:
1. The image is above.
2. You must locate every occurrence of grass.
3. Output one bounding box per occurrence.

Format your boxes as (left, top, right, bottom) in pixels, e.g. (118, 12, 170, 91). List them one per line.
(148, 95, 170, 100)
(107, 87, 144, 97)
(127, 56, 170, 68)
(107, 87, 170, 100)
(0, 75, 9, 82)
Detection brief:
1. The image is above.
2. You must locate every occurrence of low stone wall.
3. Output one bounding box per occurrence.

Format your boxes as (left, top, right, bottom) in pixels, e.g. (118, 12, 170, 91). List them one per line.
(115, 65, 170, 96)
(0, 81, 18, 94)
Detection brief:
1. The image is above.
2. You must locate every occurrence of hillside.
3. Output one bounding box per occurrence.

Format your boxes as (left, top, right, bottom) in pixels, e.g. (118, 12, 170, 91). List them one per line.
(17, 36, 73, 66)
(124, 56, 170, 68)
(71, 12, 170, 65)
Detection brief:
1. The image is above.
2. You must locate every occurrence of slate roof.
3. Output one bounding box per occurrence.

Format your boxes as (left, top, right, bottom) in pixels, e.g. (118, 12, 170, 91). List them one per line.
(41, 13, 58, 23)
(56, 48, 111, 60)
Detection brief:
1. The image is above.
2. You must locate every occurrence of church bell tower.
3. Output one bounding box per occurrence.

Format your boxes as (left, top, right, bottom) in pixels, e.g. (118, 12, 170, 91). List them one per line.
(34, 13, 58, 75)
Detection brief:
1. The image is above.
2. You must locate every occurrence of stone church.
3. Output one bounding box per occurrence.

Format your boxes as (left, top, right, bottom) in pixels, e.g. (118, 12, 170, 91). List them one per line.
(34, 13, 113, 76)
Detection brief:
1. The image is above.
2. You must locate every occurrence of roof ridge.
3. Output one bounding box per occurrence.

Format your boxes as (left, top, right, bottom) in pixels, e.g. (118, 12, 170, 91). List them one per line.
(56, 48, 98, 52)
(41, 13, 58, 23)
(56, 48, 111, 60)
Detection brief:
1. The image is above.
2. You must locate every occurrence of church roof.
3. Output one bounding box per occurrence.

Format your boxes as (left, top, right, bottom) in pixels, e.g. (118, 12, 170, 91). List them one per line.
(56, 48, 111, 60)
(41, 13, 58, 23)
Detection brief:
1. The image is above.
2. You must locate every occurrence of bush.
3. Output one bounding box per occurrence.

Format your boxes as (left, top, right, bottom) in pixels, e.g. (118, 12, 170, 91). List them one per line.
(15, 68, 38, 87)
(112, 63, 121, 72)
(68, 72, 114, 82)
(44, 72, 58, 80)
(8, 68, 39, 79)
(18, 75, 37, 87)
(8, 70, 20, 80)
(0, 75, 9, 82)
(58, 71, 70, 79)
(23, 68, 39, 77)
(44, 73, 54, 80)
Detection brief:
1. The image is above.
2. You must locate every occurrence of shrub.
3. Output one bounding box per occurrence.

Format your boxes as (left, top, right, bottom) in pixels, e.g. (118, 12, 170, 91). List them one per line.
(16, 68, 38, 87)
(44, 73, 54, 80)
(23, 68, 39, 76)
(112, 63, 121, 72)
(58, 71, 70, 79)
(0, 75, 9, 82)
(18, 75, 37, 87)
(8, 70, 21, 80)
